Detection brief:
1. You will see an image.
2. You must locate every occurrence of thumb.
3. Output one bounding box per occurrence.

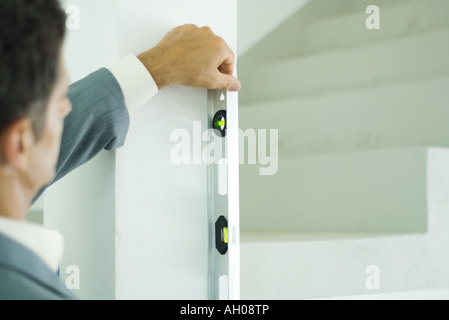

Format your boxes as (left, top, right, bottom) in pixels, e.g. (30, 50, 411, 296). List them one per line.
(215, 72, 241, 92)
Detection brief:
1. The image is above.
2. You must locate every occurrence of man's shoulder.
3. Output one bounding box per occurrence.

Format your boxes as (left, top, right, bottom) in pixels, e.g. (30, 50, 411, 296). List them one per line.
(0, 233, 77, 300)
(0, 265, 72, 300)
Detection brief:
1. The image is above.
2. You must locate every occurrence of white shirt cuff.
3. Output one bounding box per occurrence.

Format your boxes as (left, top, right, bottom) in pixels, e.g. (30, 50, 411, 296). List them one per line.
(107, 54, 159, 115)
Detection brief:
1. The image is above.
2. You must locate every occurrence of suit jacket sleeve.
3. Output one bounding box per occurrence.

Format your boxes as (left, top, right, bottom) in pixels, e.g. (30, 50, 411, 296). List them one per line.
(34, 68, 130, 200)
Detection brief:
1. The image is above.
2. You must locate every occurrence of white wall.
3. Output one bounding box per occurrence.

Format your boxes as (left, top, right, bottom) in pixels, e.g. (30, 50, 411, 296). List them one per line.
(45, 0, 237, 300)
(114, 0, 237, 300)
(45, 0, 119, 300)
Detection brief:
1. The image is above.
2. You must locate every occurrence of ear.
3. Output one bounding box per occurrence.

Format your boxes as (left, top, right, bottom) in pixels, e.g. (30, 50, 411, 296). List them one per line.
(0, 118, 35, 171)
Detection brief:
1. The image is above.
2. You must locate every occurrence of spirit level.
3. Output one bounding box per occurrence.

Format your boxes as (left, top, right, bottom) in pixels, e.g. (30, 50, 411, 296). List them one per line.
(207, 90, 240, 300)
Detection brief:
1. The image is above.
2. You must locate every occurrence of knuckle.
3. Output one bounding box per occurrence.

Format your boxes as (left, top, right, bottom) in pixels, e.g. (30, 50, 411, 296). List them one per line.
(216, 36, 225, 44)
(176, 24, 198, 32)
(214, 36, 227, 48)
(184, 23, 198, 29)
(200, 26, 212, 33)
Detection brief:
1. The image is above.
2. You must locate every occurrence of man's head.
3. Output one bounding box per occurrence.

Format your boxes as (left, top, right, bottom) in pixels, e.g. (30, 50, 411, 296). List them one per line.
(0, 0, 71, 206)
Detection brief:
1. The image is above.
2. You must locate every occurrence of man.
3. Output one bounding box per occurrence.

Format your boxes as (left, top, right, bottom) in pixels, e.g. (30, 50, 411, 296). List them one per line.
(0, 0, 240, 299)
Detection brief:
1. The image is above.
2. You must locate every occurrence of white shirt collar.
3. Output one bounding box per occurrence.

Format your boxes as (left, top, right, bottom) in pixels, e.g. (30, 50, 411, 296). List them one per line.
(0, 216, 64, 273)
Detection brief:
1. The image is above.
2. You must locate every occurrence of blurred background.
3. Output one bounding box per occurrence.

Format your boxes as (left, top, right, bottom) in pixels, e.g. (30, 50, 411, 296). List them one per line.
(238, 0, 449, 299)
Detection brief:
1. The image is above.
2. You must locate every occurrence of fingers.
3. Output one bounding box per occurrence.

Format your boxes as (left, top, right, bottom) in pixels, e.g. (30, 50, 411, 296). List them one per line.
(219, 60, 234, 76)
(219, 46, 236, 76)
(215, 36, 240, 91)
(215, 72, 241, 92)
(172, 24, 238, 79)
(153, 24, 241, 91)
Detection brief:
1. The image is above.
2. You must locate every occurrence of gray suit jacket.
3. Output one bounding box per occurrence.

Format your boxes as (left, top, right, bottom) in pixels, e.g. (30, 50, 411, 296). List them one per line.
(0, 68, 130, 300)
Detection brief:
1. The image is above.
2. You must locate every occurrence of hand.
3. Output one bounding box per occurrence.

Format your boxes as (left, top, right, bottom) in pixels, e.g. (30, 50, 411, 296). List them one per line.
(138, 24, 241, 92)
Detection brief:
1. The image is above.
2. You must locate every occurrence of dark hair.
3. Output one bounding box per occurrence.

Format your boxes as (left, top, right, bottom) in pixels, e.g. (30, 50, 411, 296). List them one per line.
(0, 0, 66, 138)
